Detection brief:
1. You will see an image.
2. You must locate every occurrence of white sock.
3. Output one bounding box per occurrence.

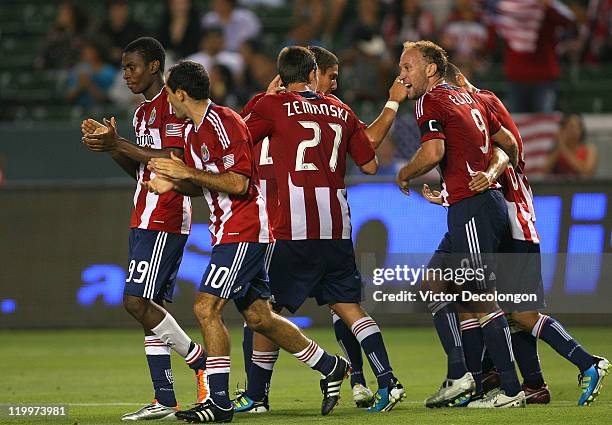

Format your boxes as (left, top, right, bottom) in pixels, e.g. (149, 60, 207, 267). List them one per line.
(293, 340, 324, 368)
(252, 350, 279, 371)
(151, 313, 192, 358)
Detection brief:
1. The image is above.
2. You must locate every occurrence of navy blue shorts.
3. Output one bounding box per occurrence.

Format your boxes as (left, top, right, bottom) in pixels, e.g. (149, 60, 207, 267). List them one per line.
(199, 242, 271, 311)
(427, 190, 509, 292)
(497, 238, 546, 312)
(266, 239, 362, 314)
(124, 229, 188, 303)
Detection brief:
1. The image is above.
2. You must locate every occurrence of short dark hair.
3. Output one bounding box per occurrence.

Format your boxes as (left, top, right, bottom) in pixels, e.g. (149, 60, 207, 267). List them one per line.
(308, 46, 338, 74)
(124, 37, 166, 73)
(167, 61, 210, 100)
(403, 40, 448, 78)
(277, 46, 317, 86)
(445, 62, 462, 86)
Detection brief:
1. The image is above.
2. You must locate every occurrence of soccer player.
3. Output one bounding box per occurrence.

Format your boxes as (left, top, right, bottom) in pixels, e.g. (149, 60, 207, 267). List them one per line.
(144, 60, 350, 423)
(237, 45, 409, 411)
(239, 46, 406, 414)
(80, 37, 207, 421)
(443, 63, 610, 406)
(396, 40, 526, 408)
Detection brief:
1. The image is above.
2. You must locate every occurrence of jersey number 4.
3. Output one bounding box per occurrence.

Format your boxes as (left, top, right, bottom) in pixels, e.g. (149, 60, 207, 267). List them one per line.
(471, 109, 490, 154)
(259, 121, 343, 172)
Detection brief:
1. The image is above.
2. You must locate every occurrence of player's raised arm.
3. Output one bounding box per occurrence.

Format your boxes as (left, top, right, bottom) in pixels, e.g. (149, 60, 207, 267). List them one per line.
(365, 79, 409, 149)
(243, 97, 274, 145)
(469, 147, 509, 193)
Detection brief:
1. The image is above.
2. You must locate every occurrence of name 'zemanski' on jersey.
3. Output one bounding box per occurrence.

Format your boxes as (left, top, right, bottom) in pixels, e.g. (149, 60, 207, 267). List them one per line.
(284, 99, 350, 122)
(244, 90, 375, 241)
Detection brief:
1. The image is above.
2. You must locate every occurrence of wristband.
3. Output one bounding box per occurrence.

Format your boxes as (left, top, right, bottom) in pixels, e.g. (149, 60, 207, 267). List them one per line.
(384, 100, 399, 112)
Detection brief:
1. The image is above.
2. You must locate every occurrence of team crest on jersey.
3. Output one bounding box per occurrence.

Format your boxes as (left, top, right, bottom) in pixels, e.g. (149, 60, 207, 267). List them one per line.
(148, 107, 156, 125)
(201, 144, 210, 162)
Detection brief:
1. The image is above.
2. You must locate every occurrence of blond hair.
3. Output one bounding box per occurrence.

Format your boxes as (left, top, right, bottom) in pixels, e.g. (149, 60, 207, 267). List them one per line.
(403, 40, 448, 78)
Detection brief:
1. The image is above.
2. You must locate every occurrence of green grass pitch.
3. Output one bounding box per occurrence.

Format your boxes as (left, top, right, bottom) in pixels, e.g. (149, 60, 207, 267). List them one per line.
(2, 326, 611, 424)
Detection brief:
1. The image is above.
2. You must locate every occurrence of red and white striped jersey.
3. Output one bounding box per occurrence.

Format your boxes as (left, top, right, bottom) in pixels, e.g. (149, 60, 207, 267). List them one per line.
(416, 83, 501, 206)
(184, 102, 271, 246)
(476, 90, 539, 243)
(130, 89, 191, 235)
(244, 90, 375, 241)
(240, 93, 280, 231)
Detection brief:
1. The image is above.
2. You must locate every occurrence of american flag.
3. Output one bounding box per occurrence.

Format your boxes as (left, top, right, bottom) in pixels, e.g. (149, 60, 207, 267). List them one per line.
(484, 0, 574, 53)
(165, 123, 184, 137)
(222, 154, 235, 169)
(512, 113, 561, 176)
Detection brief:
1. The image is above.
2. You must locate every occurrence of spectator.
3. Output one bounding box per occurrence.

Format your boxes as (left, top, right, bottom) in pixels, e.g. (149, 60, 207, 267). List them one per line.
(337, 0, 385, 50)
(99, 0, 147, 67)
(34, 1, 90, 71)
(157, 0, 202, 60)
(286, 0, 347, 47)
(66, 38, 116, 108)
(186, 27, 244, 80)
(440, 0, 489, 75)
(581, 0, 612, 64)
(339, 26, 389, 103)
(235, 38, 266, 104)
(201, 0, 261, 52)
(209, 63, 238, 108)
(489, 0, 577, 112)
(383, 0, 436, 56)
(545, 113, 598, 177)
(374, 134, 399, 176)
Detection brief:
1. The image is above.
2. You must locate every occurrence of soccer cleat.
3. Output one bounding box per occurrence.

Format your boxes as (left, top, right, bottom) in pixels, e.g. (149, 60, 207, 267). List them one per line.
(175, 399, 233, 423)
(121, 400, 177, 421)
(352, 383, 375, 408)
(482, 370, 501, 393)
(319, 355, 350, 415)
(367, 377, 406, 412)
(196, 369, 209, 404)
(447, 391, 480, 407)
(232, 393, 269, 413)
(522, 383, 551, 404)
(578, 356, 610, 406)
(467, 390, 526, 408)
(425, 372, 475, 408)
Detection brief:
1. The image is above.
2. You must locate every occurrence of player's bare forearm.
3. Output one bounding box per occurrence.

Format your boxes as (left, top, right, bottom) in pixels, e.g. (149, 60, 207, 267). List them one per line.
(492, 127, 519, 167)
(487, 147, 510, 180)
(172, 179, 204, 197)
(469, 147, 510, 192)
(115, 139, 183, 165)
(368, 79, 408, 149)
(187, 168, 249, 196)
(110, 151, 139, 180)
(366, 108, 396, 149)
(398, 139, 444, 181)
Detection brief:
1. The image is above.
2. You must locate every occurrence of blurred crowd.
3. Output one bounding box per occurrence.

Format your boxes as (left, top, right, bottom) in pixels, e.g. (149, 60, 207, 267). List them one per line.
(31, 0, 608, 176)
